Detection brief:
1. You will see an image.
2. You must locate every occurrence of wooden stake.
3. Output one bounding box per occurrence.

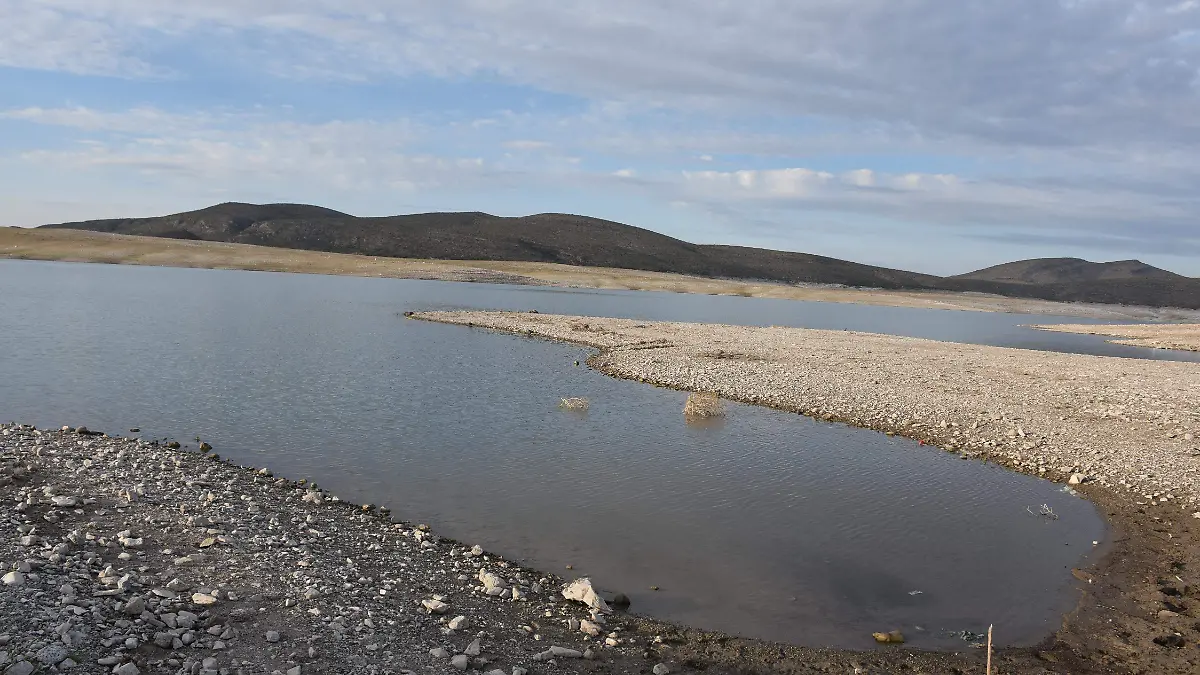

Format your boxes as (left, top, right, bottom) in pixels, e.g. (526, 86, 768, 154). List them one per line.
(986, 624, 994, 675)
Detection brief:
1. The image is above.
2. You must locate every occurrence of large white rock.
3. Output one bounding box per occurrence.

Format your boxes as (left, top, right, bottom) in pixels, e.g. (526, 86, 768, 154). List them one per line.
(562, 578, 611, 614)
(1, 571, 24, 587)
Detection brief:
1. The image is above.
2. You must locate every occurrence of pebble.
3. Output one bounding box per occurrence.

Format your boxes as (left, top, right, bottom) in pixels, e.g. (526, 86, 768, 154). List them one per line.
(653, 664, 671, 675)
(464, 638, 482, 656)
(265, 631, 281, 643)
(451, 654, 470, 670)
(0, 572, 23, 587)
(448, 615, 469, 630)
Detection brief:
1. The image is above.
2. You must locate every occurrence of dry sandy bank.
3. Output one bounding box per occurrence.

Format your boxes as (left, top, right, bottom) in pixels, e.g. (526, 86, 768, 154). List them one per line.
(1032, 323, 1200, 352)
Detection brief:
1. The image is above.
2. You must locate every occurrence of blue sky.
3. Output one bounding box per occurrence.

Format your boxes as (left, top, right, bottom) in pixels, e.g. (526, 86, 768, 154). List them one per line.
(3, 1, 1199, 275)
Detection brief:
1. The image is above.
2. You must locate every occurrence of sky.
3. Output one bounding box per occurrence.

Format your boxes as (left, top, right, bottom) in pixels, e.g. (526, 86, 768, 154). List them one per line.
(2, 1, 1199, 276)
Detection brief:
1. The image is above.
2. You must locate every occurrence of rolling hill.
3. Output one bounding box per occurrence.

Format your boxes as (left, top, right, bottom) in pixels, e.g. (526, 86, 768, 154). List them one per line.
(38, 202, 1200, 309)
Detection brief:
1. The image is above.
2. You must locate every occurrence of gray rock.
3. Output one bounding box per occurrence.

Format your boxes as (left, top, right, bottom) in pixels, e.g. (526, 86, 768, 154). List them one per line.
(448, 616, 469, 630)
(35, 644, 69, 665)
(580, 619, 602, 636)
(421, 599, 450, 614)
(154, 632, 173, 648)
(265, 631, 280, 643)
(286, 668, 301, 675)
(4, 661, 34, 675)
(464, 638, 481, 656)
(123, 597, 147, 615)
(451, 654, 469, 670)
(512, 669, 527, 675)
(429, 648, 450, 658)
(113, 664, 141, 675)
(653, 664, 671, 675)
(0, 572, 23, 587)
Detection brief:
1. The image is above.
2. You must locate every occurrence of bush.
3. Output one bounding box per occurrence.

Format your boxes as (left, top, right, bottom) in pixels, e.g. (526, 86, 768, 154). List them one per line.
(559, 397, 590, 411)
(683, 392, 724, 418)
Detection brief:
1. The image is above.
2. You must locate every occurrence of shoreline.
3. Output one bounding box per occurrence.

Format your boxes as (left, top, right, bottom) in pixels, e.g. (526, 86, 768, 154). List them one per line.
(5, 227, 1199, 322)
(410, 310, 1200, 674)
(1031, 322, 1200, 352)
(3, 422, 1043, 675)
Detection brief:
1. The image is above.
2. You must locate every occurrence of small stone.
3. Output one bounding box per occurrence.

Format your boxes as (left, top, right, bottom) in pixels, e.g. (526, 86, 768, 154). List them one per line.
(580, 619, 602, 636)
(1, 572, 24, 587)
(287, 668, 301, 675)
(123, 597, 147, 615)
(1068, 473, 1087, 485)
(1158, 610, 1179, 620)
(113, 664, 141, 675)
(35, 644, 69, 665)
(470, 545, 484, 556)
(199, 442, 212, 452)
(265, 631, 280, 643)
(422, 599, 450, 614)
(653, 664, 671, 675)
(191, 593, 218, 606)
(512, 669, 527, 675)
(448, 616, 468, 631)
(154, 632, 173, 648)
(429, 647, 450, 658)
(4, 661, 34, 675)
(464, 638, 482, 656)
(451, 654, 469, 670)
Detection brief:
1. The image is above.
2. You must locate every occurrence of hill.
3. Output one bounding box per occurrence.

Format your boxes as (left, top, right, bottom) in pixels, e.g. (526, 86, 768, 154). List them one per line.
(38, 202, 1200, 309)
(952, 257, 1183, 285)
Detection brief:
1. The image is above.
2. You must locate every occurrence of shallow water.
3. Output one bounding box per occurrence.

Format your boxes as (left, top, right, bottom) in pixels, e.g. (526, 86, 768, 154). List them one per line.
(0, 260, 1127, 648)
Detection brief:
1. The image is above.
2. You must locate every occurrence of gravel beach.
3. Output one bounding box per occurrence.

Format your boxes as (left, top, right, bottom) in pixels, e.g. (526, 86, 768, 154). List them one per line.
(1032, 323, 1200, 352)
(409, 310, 1200, 674)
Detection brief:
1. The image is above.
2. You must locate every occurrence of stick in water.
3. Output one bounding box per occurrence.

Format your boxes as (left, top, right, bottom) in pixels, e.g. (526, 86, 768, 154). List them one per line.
(986, 624, 994, 675)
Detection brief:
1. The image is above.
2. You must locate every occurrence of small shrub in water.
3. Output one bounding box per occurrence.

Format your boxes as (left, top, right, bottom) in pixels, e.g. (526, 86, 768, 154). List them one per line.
(560, 397, 589, 411)
(683, 392, 724, 418)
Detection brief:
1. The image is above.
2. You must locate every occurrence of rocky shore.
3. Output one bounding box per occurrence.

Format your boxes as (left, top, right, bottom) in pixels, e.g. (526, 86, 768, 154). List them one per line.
(409, 310, 1200, 674)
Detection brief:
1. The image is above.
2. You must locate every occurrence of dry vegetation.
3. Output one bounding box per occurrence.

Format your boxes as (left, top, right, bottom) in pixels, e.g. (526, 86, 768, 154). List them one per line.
(4, 226, 1198, 321)
(558, 397, 590, 411)
(683, 392, 724, 418)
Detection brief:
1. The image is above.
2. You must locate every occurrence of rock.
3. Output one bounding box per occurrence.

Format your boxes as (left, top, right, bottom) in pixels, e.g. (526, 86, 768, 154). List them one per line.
(534, 646, 583, 660)
(562, 578, 612, 613)
(35, 644, 69, 665)
(469, 545, 484, 556)
(429, 648, 449, 658)
(113, 664, 141, 675)
(1, 572, 23, 587)
(1154, 634, 1186, 649)
(4, 661, 34, 675)
(265, 631, 280, 643)
(1068, 473, 1087, 485)
(653, 664, 671, 675)
(50, 495, 79, 507)
(512, 669, 527, 675)
(465, 638, 482, 656)
(422, 599, 450, 614)
(1158, 610, 1180, 620)
(166, 441, 181, 449)
(153, 632, 173, 648)
(123, 597, 147, 615)
(580, 619, 602, 636)
(287, 668, 301, 675)
(191, 593, 218, 606)
(451, 654, 469, 670)
(448, 616, 469, 630)
(199, 442, 212, 452)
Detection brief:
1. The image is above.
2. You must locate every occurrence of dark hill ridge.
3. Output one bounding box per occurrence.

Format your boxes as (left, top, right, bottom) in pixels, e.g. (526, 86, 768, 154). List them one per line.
(953, 257, 1184, 285)
(39, 202, 1200, 309)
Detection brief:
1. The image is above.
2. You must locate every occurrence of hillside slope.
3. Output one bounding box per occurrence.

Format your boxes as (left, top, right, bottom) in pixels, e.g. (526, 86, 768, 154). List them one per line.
(39, 203, 1200, 308)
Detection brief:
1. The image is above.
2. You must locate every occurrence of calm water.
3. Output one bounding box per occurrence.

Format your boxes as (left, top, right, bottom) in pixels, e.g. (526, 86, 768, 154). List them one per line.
(0, 260, 1138, 649)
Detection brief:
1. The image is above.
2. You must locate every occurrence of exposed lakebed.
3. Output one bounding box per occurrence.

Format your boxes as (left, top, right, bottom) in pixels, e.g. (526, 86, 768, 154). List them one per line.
(0, 260, 1118, 648)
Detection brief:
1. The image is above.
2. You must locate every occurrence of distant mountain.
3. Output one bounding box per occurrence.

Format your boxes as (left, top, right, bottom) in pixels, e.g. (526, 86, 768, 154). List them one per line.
(39, 202, 1200, 309)
(952, 257, 1183, 285)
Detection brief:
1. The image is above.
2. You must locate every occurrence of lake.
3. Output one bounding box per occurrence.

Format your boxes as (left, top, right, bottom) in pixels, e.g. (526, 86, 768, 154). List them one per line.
(0, 259, 1146, 648)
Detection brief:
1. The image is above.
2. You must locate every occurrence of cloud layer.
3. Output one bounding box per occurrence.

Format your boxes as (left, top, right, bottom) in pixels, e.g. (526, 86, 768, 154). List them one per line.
(2, 1, 1199, 273)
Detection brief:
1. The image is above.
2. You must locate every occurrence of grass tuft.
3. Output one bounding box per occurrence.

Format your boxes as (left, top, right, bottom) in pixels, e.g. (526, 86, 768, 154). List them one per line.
(683, 392, 724, 418)
(559, 397, 590, 411)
